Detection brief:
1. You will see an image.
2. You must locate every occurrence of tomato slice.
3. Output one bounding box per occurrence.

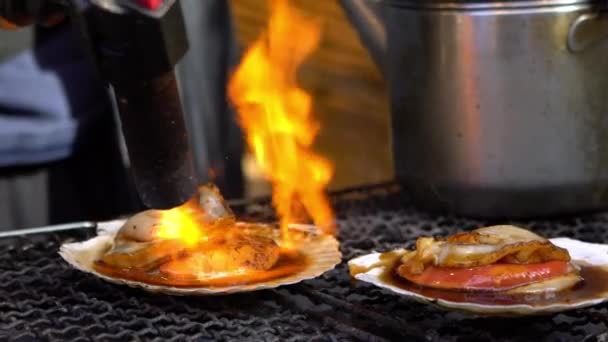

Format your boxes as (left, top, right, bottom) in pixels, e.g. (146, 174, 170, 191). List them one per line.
(398, 260, 571, 291)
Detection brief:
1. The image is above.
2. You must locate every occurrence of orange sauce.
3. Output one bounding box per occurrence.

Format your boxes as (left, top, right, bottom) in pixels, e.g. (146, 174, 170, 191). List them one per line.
(378, 259, 608, 306)
(93, 251, 309, 288)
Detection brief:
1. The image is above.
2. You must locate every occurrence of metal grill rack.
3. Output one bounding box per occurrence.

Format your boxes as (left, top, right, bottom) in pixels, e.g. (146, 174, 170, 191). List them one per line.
(1, 183, 607, 341)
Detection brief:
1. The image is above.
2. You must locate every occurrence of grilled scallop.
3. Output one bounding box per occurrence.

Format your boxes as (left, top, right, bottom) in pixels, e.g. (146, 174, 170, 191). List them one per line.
(101, 184, 239, 271)
(397, 226, 580, 293)
(348, 225, 608, 315)
(59, 184, 341, 295)
(160, 229, 281, 277)
(61, 221, 341, 295)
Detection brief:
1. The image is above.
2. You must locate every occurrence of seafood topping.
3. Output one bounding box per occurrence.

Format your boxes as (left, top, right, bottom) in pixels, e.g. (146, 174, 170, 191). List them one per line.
(397, 226, 581, 293)
(99, 184, 236, 272)
(160, 226, 281, 278)
(94, 184, 298, 285)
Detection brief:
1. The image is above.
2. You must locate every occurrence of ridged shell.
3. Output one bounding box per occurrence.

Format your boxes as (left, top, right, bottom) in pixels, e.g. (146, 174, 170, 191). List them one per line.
(60, 220, 341, 295)
(348, 238, 608, 315)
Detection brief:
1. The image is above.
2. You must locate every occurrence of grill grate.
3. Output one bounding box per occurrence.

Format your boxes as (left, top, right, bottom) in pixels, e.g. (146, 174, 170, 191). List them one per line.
(1, 183, 608, 341)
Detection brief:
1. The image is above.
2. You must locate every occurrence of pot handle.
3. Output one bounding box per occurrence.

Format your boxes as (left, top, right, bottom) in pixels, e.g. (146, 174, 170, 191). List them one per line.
(567, 12, 608, 52)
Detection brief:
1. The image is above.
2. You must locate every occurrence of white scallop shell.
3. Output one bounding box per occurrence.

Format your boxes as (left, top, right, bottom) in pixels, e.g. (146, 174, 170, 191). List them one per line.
(348, 238, 608, 315)
(59, 220, 341, 295)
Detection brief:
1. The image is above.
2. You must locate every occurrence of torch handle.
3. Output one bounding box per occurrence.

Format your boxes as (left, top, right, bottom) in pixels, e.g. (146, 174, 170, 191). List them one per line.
(113, 71, 197, 209)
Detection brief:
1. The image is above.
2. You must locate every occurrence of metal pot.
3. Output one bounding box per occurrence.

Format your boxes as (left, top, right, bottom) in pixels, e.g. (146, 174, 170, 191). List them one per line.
(340, 0, 608, 218)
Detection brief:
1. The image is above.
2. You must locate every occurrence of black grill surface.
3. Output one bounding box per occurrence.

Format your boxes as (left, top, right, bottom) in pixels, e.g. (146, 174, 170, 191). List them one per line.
(2, 183, 608, 341)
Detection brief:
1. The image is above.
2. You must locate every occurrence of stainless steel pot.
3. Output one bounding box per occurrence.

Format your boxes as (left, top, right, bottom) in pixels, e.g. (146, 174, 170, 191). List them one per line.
(340, 0, 608, 218)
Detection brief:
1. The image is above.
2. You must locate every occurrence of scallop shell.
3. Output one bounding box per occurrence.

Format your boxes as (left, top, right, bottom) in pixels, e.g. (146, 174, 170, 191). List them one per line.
(60, 220, 341, 295)
(348, 238, 608, 315)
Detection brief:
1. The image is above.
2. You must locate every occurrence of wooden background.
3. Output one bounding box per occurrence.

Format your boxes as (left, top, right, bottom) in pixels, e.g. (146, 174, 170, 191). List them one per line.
(229, 0, 393, 195)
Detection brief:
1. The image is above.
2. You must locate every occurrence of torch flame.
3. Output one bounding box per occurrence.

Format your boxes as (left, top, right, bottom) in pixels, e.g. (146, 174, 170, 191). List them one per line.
(156, 200, 205, 247)
(229, 0, 335, 239)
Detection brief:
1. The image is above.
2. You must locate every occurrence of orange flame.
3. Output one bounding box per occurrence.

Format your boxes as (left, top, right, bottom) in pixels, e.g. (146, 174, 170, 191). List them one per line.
(156, 200, 205, 247)
(229, 0, 335, 238)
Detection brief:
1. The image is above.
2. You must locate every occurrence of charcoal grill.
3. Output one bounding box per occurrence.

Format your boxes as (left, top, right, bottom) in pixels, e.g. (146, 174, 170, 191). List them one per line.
(1, 183, 608, 341)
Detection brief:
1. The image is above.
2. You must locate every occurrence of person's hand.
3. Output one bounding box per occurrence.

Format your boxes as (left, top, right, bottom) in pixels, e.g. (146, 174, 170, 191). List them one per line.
(0, 13, 65, 30)
(0, 0, 65, 30)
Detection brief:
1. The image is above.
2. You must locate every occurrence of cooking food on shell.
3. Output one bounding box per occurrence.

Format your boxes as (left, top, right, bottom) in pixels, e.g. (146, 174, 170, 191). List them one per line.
(95, 185, 282, 280)
(397, 225, 580, 294)
(348, 225, 608, 314)
(59, 184, 341, 295)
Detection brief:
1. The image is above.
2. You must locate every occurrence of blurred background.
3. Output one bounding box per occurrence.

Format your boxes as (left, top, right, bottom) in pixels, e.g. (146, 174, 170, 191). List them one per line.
(0, 0, 391, 231)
